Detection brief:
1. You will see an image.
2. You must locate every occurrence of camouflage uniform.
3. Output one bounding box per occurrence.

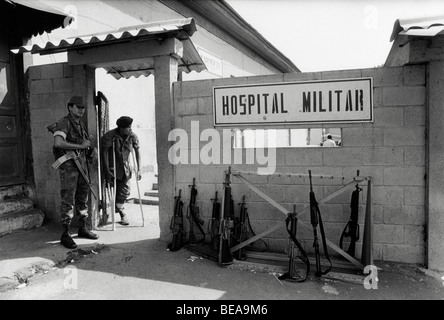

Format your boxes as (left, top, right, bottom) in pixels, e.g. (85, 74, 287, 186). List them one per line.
(101, 128, 140, 210)
(53, 114, 91, 226)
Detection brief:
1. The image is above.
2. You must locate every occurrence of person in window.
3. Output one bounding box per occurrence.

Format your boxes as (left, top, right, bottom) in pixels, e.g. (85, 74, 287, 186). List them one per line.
(323, 135, 337, 147)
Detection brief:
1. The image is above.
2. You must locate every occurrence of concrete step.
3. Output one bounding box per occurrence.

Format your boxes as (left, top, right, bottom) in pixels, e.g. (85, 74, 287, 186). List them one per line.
(0, 198, 34, 216)
(132, 196, 159, 206)
(144, 190, 158, 198)
(0, 208, 45, 237)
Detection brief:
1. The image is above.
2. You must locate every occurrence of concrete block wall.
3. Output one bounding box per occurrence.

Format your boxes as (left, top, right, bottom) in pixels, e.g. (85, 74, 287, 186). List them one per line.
(27, 63, 75, 222)
(172, 65, 427, 265)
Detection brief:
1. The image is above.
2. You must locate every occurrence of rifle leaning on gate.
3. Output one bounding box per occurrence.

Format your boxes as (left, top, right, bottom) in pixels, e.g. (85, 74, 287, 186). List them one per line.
(309, 170, 332, 277)
(233, 195, 248, 260)
(218, 168, 234, 266)
(168, 189, 185, 252)
(187, 178, 205, 244)
(279, 205, 310, 282)
(210, 191, 221, 251)
(339, 185, 362, 258)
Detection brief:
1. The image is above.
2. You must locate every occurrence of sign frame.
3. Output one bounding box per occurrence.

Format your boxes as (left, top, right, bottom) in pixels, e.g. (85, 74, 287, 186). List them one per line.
(213, 77, 374, 127)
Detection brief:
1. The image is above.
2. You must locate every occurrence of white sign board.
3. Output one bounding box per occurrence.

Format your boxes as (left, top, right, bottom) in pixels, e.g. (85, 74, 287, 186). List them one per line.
(197, 47, 223, 77)
(213, 78, 373, 126)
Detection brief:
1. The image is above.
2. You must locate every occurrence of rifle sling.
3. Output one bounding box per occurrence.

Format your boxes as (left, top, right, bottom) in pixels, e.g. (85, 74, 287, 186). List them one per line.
(280, 216, 310, 282)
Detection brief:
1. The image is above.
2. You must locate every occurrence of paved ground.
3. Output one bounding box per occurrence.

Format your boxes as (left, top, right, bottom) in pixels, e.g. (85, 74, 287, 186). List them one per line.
(0, 202, 443, 304)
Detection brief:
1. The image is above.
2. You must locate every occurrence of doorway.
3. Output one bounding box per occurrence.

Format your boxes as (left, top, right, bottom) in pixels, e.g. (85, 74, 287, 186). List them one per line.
(95, 68, 159, 233)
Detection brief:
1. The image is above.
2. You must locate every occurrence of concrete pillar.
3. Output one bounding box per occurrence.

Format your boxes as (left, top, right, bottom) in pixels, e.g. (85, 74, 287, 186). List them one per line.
(72, 65, 99, 228)
(154, 53, 179, 242)
(427, 60, 444, 272)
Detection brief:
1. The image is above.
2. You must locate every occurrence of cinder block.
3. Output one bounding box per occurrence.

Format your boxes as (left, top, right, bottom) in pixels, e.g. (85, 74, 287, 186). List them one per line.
(404, 225, 425, 245)
(405, 106, 426, 126)
(321, 69, 362, 80)
(362, 67, 403, 87)
(363, 147, 404, 166)
(28, 66, 42, 80)
(63, 64, 73, 78)
(373, 107, 404, 127)
(198, 97, 213, 115)
(371, 205, 384, 224)
(180, 80, 214, 98)
(283, 72, 322, 82)
(199, 166, 226, 184)
(213, 77, 249, 88)
(318, 203, 348, 222)
(404, 65, 426, 86)
(383, 206, 405, 224)
(53, 78, 74, 93)
(246, 74, 284, 84)
(30, 79, 53, 94)
(249, 185, 286, 203)
(404, 206, 425, 225)
(383, 167, 425, 186)
(29, 93, 52, 110)
(404, 147, 425, 166)
(285, 148, 322, 166)
(382, 86, 426, 106)
(383, 127, 425, 147)
(373, 87, 383, 107)
(374, 224, 404, 244)
(403, 186, 425, 206)
(40, 63, 64, 79)
(373, 186, 404, 206)
(322, 148, 363, 166)
(382, 244, 424, 264)
(285, 185, 314, 203)
(175, 165, 200, 183)
(176, 98, 198, 116)
(342, 128, 384, 147)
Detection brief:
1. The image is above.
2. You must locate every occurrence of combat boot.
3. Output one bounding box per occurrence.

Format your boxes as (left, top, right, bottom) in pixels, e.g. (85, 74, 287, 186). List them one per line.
(61, 224, 77, 249)
(78, 219, 100, 240)
(119, 210, 129, 226)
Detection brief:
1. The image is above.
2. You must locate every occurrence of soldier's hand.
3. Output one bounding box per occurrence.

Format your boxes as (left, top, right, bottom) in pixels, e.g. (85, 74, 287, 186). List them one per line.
(81, 140, 91, 149)
(137, 171, 142, 181)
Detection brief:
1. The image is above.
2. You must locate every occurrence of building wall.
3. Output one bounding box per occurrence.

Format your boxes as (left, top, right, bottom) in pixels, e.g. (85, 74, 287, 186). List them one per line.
(170, 65, 427, 265)
(27, 63, 77, 222)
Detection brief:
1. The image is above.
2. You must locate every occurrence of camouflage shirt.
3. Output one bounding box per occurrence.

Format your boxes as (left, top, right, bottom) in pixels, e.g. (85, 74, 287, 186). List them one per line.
(101, 128, 139, 180)
(52, 113, 90, 171)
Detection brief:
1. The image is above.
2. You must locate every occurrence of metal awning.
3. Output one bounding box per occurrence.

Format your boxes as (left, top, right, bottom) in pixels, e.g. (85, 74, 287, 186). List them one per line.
(390, 15, 444, 41)
(3, 0, 73, 37)
(12, 18, 207, 80)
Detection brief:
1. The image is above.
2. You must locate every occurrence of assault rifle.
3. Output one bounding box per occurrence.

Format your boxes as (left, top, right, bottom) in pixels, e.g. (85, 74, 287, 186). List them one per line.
(279, 205, 310, 282)
(218, 168, 234, 266)
(233, 196, 248, 260)
(168, 189, 185, 252)
(309, 170, 332, 277)
(339, 185, 362, 258)
(187, 178, 205, 244)
(210, 191, 221, 251)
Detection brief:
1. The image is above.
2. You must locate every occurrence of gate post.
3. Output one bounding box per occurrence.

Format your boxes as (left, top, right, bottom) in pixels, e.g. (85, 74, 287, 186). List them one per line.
(154, 38, 182, 241)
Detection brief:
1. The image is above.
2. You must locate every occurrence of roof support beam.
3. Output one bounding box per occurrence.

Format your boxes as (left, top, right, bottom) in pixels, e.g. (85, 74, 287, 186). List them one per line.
(68, 37, 184, 66)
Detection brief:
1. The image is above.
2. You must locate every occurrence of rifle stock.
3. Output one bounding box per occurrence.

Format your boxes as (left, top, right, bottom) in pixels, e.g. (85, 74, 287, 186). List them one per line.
(219, 169, 234, 266)
(168, 190, 185, 252)
(188, 178, 205, 244)
(210, 192, 221, 251)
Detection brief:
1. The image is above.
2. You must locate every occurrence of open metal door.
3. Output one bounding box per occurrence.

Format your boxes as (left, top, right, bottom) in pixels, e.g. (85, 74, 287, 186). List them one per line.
(96, 91, 110, 226)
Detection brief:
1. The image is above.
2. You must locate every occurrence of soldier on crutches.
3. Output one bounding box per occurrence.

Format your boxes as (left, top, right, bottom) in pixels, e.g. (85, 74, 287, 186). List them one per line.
(101, 116, 141, 227)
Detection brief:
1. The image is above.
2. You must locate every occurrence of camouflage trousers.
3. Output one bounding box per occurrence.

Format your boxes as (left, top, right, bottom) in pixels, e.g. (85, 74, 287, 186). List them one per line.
(60, 167, 89, 225)
(115, 178, 131, 212)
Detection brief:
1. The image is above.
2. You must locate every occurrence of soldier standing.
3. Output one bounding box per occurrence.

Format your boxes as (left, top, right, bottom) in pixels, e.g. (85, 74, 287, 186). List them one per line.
(101, 116, 141, 226)
(51, 96, 99, 249)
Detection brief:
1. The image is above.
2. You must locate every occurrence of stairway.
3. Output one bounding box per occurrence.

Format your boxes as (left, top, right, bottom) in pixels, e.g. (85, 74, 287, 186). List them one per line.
(133, 174, 159, 206)
(0, 197, 45, 237)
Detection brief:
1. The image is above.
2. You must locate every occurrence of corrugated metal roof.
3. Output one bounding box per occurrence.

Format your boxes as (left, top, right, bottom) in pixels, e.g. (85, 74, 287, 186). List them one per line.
(2, 0, 73, 37)
(390, 15, 444, 41)
(12, 18, 207, 80)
